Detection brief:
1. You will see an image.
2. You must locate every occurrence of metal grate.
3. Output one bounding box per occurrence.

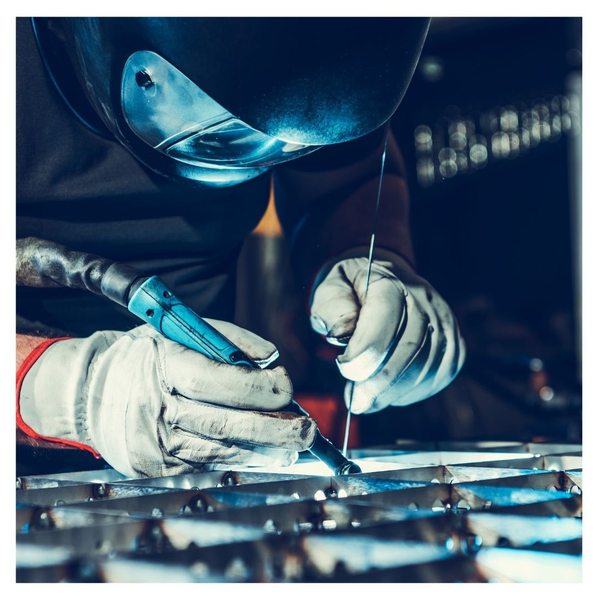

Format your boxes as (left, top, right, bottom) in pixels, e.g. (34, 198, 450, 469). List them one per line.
(16, 441, 582, 583)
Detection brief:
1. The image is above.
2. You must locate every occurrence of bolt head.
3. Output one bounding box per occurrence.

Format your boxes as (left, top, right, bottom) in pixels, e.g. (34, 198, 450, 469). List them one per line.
(135, 70, 154, 89)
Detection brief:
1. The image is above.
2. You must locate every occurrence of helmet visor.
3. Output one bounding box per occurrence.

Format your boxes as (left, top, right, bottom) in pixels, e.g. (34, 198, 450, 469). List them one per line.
(121, 51, 320, 169)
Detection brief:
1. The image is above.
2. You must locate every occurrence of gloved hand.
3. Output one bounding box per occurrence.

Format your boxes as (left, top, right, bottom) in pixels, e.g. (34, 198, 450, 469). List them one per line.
(310, 249, 466, 414)
(18, 322, 317, 478)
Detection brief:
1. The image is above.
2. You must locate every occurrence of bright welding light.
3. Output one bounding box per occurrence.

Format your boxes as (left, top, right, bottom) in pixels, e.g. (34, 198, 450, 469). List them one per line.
(240, 458, 420, 476)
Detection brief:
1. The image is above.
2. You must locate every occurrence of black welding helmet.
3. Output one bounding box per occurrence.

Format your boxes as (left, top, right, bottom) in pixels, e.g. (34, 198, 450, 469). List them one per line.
(32, 17, 430, 187)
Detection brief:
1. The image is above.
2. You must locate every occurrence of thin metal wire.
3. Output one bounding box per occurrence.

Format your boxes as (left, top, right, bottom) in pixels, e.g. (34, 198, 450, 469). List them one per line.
(342, 384, 354, 455)
(343, 120, 392, 456)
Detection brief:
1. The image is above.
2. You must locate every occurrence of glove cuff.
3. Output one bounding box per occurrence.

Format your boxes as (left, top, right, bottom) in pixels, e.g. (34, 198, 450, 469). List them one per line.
(17, 337, 102, 458)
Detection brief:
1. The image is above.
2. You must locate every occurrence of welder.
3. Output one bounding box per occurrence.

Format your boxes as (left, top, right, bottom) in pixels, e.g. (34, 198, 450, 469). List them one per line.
(16, 17, 465, 478)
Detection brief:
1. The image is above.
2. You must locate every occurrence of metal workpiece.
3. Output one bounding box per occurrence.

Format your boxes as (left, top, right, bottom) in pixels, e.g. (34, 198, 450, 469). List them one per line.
(357, 450, 540, 468)
(121, 469, 310, 491)
(16, 441, 582, 583)
(451, 484, 582, 515)
(176, 495, 421, 535)
(186, 474, 427, 502)
(16, 543, 85, 583)
(50, 488, 231, 519)
(16, 482, 176, 508)
(565, 469, 582, 492)
(461, 453, 582, 471)
(17, 505, 134, 535)
(463, 513, 582, 552)
(348, 464, 546, 485)
(18, 516, 269, 557)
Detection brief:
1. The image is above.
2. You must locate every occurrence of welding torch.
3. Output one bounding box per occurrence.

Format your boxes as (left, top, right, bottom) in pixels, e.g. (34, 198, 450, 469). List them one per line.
(16, 237, 361, 476)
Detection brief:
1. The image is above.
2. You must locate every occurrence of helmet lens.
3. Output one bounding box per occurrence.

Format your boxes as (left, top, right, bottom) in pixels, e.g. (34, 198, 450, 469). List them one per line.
(166, 119, 317, 167)
(122, 51, 320, 169)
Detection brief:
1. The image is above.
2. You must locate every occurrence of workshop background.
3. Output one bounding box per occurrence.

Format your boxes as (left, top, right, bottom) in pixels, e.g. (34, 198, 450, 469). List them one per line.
(236, 16, 583, 448)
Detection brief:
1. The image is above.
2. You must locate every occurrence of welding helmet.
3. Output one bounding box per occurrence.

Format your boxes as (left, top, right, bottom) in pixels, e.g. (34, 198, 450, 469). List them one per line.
(32, 17, 430, 187)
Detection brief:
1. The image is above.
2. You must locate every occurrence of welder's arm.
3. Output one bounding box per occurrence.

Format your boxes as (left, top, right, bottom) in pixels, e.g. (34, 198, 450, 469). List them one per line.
(17, 334, 50, 371)
(16, 323, 317, 477)
(274, 127, 465, 413)
(17, 333, 58, 449)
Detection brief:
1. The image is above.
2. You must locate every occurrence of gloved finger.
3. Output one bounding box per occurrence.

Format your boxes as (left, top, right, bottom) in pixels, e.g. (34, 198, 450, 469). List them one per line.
(170, 431, 298, 468)
(347, 311, 465, 413)
(159, 337, 294, 410)
(427, 312, 465, 393)
(374, 337, 460, 410)
(394, 300, 464, 403)
(310, 266, 361, 345)
(345, 322, 434, 414)
(168, 399, 318, 451)
(335, 264, 410, 381)
(204, 318, 279, 367)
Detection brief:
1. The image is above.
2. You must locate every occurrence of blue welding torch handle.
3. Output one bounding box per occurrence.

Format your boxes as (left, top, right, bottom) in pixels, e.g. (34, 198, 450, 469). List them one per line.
(129, 276, 257, 368)
(127, 276, 361, 476)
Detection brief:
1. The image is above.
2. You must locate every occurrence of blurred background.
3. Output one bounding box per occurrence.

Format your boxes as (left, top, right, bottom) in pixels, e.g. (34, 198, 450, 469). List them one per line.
(236, 16, 583, 448)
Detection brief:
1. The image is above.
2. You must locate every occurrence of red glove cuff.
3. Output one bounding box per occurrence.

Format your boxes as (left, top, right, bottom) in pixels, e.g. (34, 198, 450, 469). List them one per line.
(16, 337, 101, 458)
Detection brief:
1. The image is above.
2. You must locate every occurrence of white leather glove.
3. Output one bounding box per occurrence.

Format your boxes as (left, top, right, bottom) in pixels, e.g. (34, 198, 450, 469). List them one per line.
(310, 249, 466, 414)
(19, 321, 317, 478)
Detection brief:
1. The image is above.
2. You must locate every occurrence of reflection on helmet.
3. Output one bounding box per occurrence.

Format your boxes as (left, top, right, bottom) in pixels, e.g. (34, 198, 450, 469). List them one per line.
(122, 51, 320, 170)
